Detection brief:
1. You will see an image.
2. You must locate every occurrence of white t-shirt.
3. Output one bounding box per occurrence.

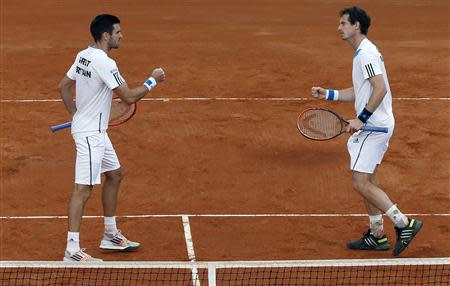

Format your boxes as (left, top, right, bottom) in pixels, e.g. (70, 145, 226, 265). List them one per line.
(352, 38, 394, 128)
(67, 46, 125, 135)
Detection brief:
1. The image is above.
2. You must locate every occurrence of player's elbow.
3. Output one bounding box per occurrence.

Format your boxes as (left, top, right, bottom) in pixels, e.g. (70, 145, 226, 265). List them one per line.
(372, 83, 387, 99)
(372, 77, 387, 97)
(113, 85, 137, 105)
(120, 94, 135, 105)
(379, 84, 387, 96)
(57, 81, 69, 96)
(57, 81, 63, 93)
(379, 86, 387, 98)
(58, 77, 73, 93)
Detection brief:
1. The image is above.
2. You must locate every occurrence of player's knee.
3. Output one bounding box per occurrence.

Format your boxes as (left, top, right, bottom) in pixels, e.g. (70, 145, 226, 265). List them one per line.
(352, 177, 370, 193)
(105, 168, 124, 183)
(73, 184, 93, 202)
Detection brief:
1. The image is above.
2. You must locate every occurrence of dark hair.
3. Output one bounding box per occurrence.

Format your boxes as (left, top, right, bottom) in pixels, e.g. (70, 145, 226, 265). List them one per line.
(90, 14, 120, 42)
(340, 6, 371, 35)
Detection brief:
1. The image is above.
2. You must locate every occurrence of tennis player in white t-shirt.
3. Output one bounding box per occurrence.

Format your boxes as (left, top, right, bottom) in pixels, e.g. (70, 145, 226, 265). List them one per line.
(58, 14, 165, 262)
(311, 6, 422, 256)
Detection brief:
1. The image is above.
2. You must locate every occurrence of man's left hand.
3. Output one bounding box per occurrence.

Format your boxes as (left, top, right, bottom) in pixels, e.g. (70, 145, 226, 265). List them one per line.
(346, 118, 364, 134)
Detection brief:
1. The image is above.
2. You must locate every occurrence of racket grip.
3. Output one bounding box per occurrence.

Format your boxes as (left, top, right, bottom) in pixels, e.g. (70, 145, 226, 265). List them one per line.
(361, 126, 388, 133)
(50, 121, 72, 132)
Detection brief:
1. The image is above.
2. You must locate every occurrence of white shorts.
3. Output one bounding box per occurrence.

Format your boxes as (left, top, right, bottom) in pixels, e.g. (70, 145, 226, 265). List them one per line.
(73, 132, 120, 185)
(347, 128, 393, 174)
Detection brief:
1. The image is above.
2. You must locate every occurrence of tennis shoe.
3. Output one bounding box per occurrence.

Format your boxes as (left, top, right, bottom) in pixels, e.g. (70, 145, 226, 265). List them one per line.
(63, 249, 102, 262)
(392, 218, 423, 256)
(347, 230, 390, 251)
(99, 230, 140, 251)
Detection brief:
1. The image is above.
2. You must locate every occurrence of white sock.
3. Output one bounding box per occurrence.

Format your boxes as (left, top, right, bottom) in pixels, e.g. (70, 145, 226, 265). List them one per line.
(368, 214, 384, 238)
(386, 205, 408, 228)
(66, 232, 80, 254)
(104, 216, 118, 234)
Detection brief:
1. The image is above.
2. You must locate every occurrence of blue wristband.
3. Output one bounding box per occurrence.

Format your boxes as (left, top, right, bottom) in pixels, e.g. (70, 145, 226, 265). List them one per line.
(326, 89, 339, 101)
(358, 108, 373, 123)
(143, 77, 157, 90)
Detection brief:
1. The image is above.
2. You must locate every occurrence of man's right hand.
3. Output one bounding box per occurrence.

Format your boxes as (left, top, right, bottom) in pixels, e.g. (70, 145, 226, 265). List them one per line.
(311, 86, 327, 100)
(152, 68, 165, 83)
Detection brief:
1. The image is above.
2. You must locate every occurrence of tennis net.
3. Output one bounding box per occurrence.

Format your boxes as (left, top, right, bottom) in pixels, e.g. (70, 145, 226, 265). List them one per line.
(1, 258, 449, 286)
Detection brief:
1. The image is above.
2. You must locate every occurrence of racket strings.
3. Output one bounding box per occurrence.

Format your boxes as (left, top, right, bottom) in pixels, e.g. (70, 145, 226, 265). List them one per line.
(298, 109, 343, 140)
(109, 99, 136, 126)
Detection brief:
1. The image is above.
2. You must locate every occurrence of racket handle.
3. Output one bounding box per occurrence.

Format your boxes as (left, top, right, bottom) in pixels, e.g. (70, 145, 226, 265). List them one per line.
(361, 126, 388, 133)
(50, 121, 72, 132)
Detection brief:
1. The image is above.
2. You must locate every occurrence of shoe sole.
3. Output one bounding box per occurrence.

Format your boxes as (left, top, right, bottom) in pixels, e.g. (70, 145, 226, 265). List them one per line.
(63, 258, 103, 262)
(99, 245, 140, 252)
(392, 221, 423, 256)
(347, 243, 390, 251)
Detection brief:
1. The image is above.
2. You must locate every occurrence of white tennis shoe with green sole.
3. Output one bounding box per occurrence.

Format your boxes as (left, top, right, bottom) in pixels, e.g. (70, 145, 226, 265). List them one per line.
(99, 230, 140, 251)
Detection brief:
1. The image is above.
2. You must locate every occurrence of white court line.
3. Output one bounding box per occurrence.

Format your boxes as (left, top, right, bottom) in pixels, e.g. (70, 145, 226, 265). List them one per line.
(182, 215, 201, 286)
(182, 215, 197, 261)
(1, 213, 449, 219)
(0, 97, 449, 103)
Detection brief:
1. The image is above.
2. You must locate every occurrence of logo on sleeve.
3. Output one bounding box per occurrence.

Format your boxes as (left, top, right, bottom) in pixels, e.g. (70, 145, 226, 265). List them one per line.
(365, 63, 375, 78)
(112, 71, 124, 85)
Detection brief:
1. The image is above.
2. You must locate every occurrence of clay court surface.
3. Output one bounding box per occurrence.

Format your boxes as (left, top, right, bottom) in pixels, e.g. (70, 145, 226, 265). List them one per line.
(0, 0, 449, 263)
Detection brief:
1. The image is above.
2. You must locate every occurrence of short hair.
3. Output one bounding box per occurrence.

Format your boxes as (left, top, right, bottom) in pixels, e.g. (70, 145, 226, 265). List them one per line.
(90, 14, 121, 42)
(340, 6, 371, 35)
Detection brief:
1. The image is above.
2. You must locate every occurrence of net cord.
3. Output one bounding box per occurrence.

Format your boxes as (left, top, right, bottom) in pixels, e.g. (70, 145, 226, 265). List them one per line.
(1, 258, 449, 269)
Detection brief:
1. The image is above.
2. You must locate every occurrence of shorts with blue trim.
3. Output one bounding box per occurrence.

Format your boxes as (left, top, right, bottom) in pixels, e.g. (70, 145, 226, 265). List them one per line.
(347, 127, 393, 174)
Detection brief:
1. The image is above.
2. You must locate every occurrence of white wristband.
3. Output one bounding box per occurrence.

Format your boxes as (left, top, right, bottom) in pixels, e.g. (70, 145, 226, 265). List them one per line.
(326, 89, 339, 101)
(143, 77, 157, 91)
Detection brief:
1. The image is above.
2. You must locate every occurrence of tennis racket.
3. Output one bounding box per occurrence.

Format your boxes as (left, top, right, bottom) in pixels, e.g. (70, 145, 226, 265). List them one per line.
(297, 107, 388, 141)
(50, 96, 137, 132)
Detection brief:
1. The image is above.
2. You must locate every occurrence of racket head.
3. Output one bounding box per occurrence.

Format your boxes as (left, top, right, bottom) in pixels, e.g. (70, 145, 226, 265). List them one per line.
(297, 108, 346, 141)
(108, 96, 137, 127)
